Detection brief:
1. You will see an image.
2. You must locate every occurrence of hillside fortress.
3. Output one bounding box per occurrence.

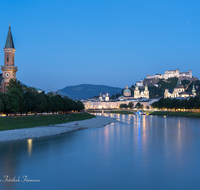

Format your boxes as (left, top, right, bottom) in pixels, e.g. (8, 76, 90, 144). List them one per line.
(136, 69, 197, 87)
(0, 25, 17, 93)
(147, 69, 192, 80)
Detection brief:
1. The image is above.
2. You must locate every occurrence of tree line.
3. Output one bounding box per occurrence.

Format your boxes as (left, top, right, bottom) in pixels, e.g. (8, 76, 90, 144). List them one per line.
(0, 79, 84, 116)
(151, 97, 200, 110)
(119, 102, 148, 109)
(119, 102, 133, 109)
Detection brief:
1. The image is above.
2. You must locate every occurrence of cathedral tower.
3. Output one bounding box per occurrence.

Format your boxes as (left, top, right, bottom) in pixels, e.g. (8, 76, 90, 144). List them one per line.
(144, 84, 149, 99)
(134, 85, 140, 98)
(192, 84, 196, 96)
(1, 25, 17, 93)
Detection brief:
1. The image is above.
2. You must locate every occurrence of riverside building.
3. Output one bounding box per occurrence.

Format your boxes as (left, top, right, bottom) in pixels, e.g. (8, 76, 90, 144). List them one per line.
(83, 85, 151, 109)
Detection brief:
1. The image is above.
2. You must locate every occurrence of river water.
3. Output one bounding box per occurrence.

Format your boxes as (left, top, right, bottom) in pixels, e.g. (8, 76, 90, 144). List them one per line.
(1, 114, 200, 190)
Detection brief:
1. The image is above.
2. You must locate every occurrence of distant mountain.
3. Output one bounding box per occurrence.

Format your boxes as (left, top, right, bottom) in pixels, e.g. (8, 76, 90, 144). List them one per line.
(57, 84, 122, 100)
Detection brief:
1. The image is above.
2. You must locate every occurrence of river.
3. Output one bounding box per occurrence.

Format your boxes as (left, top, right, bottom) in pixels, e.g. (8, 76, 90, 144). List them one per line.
(0, 114, 200, 190)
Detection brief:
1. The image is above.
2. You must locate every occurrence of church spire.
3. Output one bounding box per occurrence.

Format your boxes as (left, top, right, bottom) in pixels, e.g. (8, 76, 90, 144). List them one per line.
(5, 24, 15, 48)
(145, 83, 148, 91)
(192, 84, 196, 95)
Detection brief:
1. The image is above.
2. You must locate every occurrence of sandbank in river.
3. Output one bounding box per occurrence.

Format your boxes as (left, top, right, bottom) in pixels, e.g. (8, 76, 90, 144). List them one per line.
(0, 116, 116, 142)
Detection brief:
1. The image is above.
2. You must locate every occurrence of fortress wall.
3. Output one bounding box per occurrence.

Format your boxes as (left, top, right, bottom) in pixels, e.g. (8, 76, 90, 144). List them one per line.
(147, 74, 160, 79)
(147, 69, 193, 81)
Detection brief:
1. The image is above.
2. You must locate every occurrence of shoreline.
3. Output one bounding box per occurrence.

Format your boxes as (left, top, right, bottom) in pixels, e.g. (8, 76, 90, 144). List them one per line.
(0, 115, 117, 142)
(148, 111, 200, 118)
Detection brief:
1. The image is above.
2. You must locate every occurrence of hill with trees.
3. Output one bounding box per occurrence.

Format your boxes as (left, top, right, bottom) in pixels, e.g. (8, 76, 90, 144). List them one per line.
(135, 77, 200, 99)
(117, 77, 200, 99)
(149, 77, 200, 98)
(58, 84, 122, 100)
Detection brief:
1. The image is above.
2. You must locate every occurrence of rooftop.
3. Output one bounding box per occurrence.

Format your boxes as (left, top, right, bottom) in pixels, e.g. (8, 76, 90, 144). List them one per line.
(5, 25, 15, 49)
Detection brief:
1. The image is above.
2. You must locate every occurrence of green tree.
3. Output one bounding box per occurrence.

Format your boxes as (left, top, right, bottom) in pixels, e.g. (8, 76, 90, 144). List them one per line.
(119, 104, 127, 108)
(148, 86, 163, 98)
(76, 101, 84, 111)
(181, 80, 190, 86)
(8, 87, 25, 114)
(44, 94, 52, 113)
(7, 79, 25, 94)
(63, 97, 72, 112)
(163, 98, 171, 108)
(0, 93, 20, 115)
(8, 94, 20, 113)
(116, 93, 122, 98)
(23, 92, 37, 115)
(135, 102, 143, 109)
(24, 86, 38, 94)
(0, 98, 4, 112)
(50, 95, 64, 114)
(109, 94, 115, 99)
(35, 93, 47, 114)
(128, 102, 133, 108)
(70, 100, 77, 111)
(47, 91, 55, 97)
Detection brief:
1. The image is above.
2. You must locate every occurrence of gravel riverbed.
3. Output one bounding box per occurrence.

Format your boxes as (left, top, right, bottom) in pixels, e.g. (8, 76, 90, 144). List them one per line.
(0, 116, 117, 142)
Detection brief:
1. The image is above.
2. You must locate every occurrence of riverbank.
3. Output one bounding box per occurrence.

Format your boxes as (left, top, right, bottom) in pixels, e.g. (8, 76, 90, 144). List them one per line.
(0, 112, 95, 131)
(111, 110, 134, 114)
(0, 115, 117, 142)
(149, 111, 200, 118)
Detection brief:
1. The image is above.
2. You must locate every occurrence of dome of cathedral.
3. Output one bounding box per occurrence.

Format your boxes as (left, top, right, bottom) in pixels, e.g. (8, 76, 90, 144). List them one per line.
(123, 86, 131, 96)
(124, 88, 131, 94)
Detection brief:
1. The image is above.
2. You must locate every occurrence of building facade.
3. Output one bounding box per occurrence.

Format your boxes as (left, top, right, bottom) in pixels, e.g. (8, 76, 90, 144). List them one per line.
(99, 92, 109, 101)
(83, 85, 151, 109)
(0, 25, 17, 93)
(83, 100, 151, 109)
(134, 84, 149, 99)
(164, 82, 196, 98)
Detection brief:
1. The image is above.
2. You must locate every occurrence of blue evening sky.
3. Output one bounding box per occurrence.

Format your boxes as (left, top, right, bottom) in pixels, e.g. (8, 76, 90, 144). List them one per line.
(0, 0, 199, 91)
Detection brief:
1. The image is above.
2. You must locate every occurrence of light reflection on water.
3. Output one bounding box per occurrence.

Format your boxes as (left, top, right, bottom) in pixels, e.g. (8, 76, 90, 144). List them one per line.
(1, 114, 200, 190)
(27, 139, 33, 156)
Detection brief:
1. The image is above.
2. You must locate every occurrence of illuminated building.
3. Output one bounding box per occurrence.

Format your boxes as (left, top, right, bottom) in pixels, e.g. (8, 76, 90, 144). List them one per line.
(147, 69, 192, 80)
(134, 84, 149, 99)
(164, 81, 196, 98)
(136, 69, 197, 88)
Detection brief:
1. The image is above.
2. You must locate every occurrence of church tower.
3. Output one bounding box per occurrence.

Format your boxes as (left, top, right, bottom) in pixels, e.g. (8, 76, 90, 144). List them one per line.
(144, 84, 149, 99)
(1, 24, 17, 93)
(134, 85, 140, 98)
(192, 84, 196, 96)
